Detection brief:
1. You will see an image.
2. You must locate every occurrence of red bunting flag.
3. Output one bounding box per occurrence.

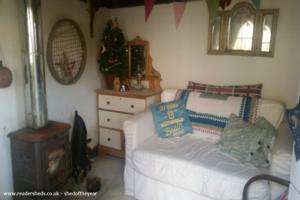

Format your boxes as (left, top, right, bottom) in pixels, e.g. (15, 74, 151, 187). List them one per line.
(173, 1, 187, 29)
(145, 0, 156, 21)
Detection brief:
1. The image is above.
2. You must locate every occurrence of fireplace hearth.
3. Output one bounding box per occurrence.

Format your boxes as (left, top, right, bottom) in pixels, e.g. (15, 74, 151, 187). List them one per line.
(8, 121, 71, 198)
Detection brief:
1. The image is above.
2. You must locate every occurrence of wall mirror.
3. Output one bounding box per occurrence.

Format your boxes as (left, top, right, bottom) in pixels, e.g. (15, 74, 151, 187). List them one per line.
(208, 2, 278, 57)
(127, 36, 161, 90)
(128, 37, 148, 78)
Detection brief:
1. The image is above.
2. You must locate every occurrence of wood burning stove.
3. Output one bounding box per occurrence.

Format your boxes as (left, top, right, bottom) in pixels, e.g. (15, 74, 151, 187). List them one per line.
(8, 121, 71, 195)
(7, 1, 72, 198)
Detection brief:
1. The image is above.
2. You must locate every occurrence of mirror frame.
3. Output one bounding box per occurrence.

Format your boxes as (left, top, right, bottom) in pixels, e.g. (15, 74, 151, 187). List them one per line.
(127, 36, 162, 91)
(128, 36, 150, 78)
(207, 2, 279, 57)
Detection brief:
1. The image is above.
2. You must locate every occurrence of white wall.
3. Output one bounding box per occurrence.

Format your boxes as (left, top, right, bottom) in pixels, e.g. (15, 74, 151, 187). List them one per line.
(0, 0, 299, 195)
(0, 0, 26, 197)
(110, 0, 300, 108)
(42, 0, 109, 147)
(0, 0, 109, 195)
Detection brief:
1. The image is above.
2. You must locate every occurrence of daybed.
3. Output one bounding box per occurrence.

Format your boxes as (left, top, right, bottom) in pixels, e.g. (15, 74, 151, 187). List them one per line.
(123, 89, 293, 200)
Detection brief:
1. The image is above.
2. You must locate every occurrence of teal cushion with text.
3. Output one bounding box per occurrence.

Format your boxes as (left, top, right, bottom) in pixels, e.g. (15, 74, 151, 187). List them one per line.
(151, 100, 193, 138)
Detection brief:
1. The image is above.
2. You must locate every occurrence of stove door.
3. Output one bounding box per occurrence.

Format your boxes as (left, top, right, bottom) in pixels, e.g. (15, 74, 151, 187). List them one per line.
(44, 134, 70, 191)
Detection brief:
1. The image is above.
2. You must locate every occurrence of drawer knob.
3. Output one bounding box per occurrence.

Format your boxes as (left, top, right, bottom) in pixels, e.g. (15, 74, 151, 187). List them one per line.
(106, 101, 110, 105)
(107, 138, 111, 142)
(106, 118, 110, 122)
(130, 104, 134, 108)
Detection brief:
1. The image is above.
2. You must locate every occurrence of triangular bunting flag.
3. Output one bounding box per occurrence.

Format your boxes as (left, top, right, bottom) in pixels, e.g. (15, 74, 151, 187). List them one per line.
(173, 1, 187, 29)
(206, 0, 220, 21)
(145, 0, 156, 21)
(251, 0, 260, 8)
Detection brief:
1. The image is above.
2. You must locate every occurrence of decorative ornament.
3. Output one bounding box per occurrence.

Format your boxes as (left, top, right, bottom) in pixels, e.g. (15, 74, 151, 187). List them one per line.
(47, 19, 86, 85)
(219, 0, 231, 10)
(173, 1, 187, 29)
(145, 0, 156, 21)
(0, 60, 12, 88)
(98, 19, 128, 89)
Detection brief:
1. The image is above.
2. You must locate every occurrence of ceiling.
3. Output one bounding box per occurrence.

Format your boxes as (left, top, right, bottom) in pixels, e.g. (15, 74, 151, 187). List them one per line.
(81, 0, 199, 9)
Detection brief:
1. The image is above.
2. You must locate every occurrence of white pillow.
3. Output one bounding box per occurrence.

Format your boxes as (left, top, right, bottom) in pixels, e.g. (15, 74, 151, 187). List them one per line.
(257, 99, 285, 129)
(161, 89, 178, 103)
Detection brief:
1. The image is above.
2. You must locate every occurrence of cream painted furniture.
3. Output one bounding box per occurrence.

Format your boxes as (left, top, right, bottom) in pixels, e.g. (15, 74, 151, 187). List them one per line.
(97, 89, 161, 157)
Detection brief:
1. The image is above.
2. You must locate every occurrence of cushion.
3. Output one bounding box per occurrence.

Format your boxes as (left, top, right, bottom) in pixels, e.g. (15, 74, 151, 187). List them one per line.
(218, 114, 277, 168)
(187, 81, 262, 98)
(150, 100, 193, 138)
(160, 89, 285, 129)
(175, 90, 260, 143)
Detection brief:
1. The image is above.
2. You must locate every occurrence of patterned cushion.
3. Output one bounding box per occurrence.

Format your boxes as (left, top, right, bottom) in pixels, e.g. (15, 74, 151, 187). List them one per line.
(175, 90, 260, 143)
(150, 100, 193, 138)
(187, 81, 263, 98)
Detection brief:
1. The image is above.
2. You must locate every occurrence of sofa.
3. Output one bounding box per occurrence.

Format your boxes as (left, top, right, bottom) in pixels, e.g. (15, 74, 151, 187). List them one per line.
(123, 89, 293, 200)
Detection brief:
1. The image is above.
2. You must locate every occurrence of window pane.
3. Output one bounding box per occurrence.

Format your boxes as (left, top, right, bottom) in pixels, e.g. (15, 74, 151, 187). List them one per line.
(227, 7, 255, 51)
(211, 16, 221, 50)
(261, 15, 273, 52)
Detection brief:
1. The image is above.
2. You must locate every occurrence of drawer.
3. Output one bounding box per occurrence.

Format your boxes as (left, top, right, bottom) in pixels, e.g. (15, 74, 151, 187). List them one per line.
(99, 128, 122, 150)
(99, 110, 131, 130)
(98, 94, 146, 113)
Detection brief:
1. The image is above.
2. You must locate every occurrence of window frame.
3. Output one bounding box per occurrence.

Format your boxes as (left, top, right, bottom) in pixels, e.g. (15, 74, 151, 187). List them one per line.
(207, 2, 279, 57)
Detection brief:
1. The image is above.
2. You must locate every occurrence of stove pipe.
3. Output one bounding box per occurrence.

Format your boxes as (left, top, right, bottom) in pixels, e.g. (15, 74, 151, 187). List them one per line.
(23, 0, 48, 129)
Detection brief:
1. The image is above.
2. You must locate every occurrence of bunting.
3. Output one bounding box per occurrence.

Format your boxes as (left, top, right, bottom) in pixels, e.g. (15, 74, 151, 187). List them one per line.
(145, 0, 156, 21)
(206, 0, 220, 21)
(173, 1, 187, 29)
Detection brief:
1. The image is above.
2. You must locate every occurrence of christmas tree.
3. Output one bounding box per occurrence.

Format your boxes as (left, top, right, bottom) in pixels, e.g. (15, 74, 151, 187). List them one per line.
(98, 19, 128, 77)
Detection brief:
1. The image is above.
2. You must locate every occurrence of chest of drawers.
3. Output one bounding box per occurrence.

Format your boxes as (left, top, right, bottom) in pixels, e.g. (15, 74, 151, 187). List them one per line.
(97, 89, 161, 157)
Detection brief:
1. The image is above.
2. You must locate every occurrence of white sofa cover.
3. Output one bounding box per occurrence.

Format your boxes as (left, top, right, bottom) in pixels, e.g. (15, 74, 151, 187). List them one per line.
(123, 89, 293, 200)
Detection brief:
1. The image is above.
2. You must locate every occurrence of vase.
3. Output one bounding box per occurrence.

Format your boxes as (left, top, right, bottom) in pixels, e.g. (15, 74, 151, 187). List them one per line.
(104, 74, 115, 89)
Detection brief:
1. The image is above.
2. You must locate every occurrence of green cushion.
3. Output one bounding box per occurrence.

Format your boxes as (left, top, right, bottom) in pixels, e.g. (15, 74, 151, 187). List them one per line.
(151, 100, 193, 138)
(218, 114, 277, 168)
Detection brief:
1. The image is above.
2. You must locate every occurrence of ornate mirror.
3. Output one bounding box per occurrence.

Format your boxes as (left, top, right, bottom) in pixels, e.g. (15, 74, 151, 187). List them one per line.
(128, 37, 148, 78)
(208, 2, 278, 57)
(227, 4, 256, 51)
(127, 36, 161, 90)
(47, 19, 86, 85)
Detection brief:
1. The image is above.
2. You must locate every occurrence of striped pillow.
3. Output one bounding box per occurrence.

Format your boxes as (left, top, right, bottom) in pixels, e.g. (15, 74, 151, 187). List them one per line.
(175, 90, 260, 143)
(187, 81, 262, 98)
